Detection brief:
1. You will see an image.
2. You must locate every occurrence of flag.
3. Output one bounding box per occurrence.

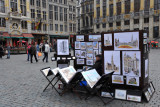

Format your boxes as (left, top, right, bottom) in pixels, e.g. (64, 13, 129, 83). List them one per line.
(35, 20, 41, 30)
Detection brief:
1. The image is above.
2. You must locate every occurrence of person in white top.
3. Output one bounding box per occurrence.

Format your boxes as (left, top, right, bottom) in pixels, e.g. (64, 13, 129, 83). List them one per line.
(42, 42, 50, 62)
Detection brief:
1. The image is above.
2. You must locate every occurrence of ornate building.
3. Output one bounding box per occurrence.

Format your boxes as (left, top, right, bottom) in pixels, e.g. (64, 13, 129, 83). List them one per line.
(106, 54, 119, 71)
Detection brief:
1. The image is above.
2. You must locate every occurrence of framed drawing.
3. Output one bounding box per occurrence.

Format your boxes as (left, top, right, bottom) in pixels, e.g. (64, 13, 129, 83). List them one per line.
(92, 35, 101, 41)
(104, 34, 112, 46)
(93, 50, 99, 58)
(143, 39, 147, 44)
(144, 91, 150, 101)
(93, 42, 98, 49)
(101, 92, 113, 98)
(104, 51, 121, 75)
(112, 75, 124, 84)
(127, 95, 141, 102)
(89, 35, 93, 41)
(75, 50, 81, 58)
(122, 51, 141, 77)
(114, 32, 139, 50)
(86, 42, 93, 48)
(115, 89, 127, 100)
(82, 69, 101, 88)
(80, 50, 86, 58)
(126, 76, 139, 86)
(75, 41, 81, 49)
(59, 66, 77, 83)
(86, 60, 93, 65)
(145, 59, 149, 78)
(86, 54, 93, 60)
(87, 48, 93, 54)
(57, 39, 69, 55)
(76, 35, 84, 41)
(99, 42, 102, 54)
(51, 68, 59, 75)
(80, 42, 86, 49)
(77, 59, 85, 65)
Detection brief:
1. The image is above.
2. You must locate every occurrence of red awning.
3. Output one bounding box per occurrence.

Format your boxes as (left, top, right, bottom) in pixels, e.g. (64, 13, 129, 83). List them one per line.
(22, 33, 34, 38)
(3, 32, 10, 38)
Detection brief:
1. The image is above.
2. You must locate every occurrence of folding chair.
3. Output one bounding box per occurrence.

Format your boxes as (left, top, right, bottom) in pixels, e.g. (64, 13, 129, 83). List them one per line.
(80, 71, 115, 105)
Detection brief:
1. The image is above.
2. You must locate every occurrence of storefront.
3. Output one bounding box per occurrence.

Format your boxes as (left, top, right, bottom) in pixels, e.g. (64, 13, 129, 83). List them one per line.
(32, 34, 48, 44)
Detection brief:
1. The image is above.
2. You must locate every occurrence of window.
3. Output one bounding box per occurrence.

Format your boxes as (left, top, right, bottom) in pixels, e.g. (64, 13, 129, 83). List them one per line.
(109, 4, 113, 17)
(59, 0, 62, 3)
(82, 6, 85, 13)
(73, 6, 76, 12)
(144, 18, 149, 23)
(86, 5, 89, 13)
(60, 25, 63, 31)
(144, 0, 150, 11)
(49, 5, 53, 20)
(103, 0, 106, 18)
(73, 24, 76, 32)
(69, 23, 72, 32)
(0, 0, 5, 13)
(103, 23, 106, 28)
(42, 0, 46, 8)
(54, 6, 58, 20)
(109, 23, 113, 27)
(117, 2, 121, 15)
(64, 8, 67, 21)
(134, 19, 139, 24)
(55, 24, 58, 31)
(86, 17, 89, 26)
(36, 0, 40, 7)
(153, 26, 159, 38)
(11, 0, 17, 12)
(124, 20, 130, 25)
(90, 16, 93, 26)
(96, 7, 100, 18)
(154, 0, 160, 10)
(69, 5, 72, 11)
(125, 0, 130, 14)
(0, 18, 6, 27)
(144, 27, 149, 31)
(96, 24, 100, 29)
(83, 18, 85, 27)
(73, 14, 76, 20)
(43, 24, 47, 31)
(21, 21, 27, 29)
(65, 25, 67, 32)
(154, 16, 159, 22)
(134, 0, 140, 12)
(43, 11, 46, 20)
(30, 0, 34, 5)
(60, 7, 63, 21)
(37, 10, 41, 18)
(54, 0, 57, 2)
(50, 24, 53, 31)
(96, 0, 100, 4)
(20, 0, 26, 16)
(90, 4, 93, 12)
(31, 9, 35, 18)
(31, 23, 35, 30)
(116, 22, 121, 26)
(64, 0, 67, 4)
(69, 14, 72, 20)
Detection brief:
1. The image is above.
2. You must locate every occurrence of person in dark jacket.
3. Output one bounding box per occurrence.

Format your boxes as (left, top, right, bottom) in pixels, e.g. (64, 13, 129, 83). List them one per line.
(6, 44, 11, 59)
(30, 42, 38, 63)
(0, 45, 4, 58)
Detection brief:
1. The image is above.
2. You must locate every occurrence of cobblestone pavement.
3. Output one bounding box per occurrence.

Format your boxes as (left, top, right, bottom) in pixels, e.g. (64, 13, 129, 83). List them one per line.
(0, 50, 160, 107)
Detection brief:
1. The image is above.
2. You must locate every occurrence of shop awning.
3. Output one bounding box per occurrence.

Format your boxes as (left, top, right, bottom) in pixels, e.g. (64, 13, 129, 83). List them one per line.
(22, 33, 34, 39)
(10, 35, 23, 38)
(3, 32, 10, 38)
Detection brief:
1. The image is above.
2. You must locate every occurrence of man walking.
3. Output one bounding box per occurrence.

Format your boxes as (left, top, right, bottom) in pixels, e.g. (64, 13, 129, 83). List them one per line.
(6, 44, 10, 59)
(30, 42, 38, 63)
(43, 41, 50, 63)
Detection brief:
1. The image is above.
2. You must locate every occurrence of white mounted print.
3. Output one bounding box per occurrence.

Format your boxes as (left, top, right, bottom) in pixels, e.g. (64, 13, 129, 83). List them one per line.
(80, 50, 86, 58)
(86, 60, 93, 65)
(75, 50, 81, 58)
(104, 34, 112, 46)
(77, 59, 85, 65)
(126, 76, 139, 86)
(80, 42, 86, 49)
(57, 39, 69, 55)
(93, 42, 98, 49)
(115, 89, 127, 100)
(75, 41, 81, 49)
(112, 75, 124, 84)
(76, 35, 84, 41)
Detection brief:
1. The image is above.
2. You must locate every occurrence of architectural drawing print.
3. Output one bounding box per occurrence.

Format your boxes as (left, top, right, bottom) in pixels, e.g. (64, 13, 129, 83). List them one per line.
(104, 34, 112, 46)
(57, 39, 69, 55)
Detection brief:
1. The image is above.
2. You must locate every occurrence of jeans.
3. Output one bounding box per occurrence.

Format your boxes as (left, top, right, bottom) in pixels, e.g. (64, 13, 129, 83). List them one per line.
(43, 52, 48, 62)
(27, 53, 30, 61)
(30, 54, 38, 63)
(7, 51, 10, 58)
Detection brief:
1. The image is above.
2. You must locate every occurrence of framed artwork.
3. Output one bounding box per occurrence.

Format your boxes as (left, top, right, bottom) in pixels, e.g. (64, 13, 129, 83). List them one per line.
(143, 33, 147, 38)
(57, 39, 69, 55)
(144, 91, 150, 101)
(126, 76, 139, 86)
(86, 42, 93, 48)
(93, 50, 99, 58)
(93, 42, 98, 49)
(77, 59, 85, 65)
(92, 35, 101, 41)
(89, 35, 93, 41)
(99, 42, 102, 54)
(87, 48, 93, 54)
(145, 59, 149, 78)
(112, 75, 124, 84)
(82, 69, 101, 88)
(143, 39, 147, 44)
(75, 41, 81, 49)
(59, 66, 77, 83)
(104, 34, 112, 46)
(58, 64, 69, 69)
(51, 68, 59, 75)
(115, 89, 127, 100)
(127, 95, 141, 102)
(114, 32, 139, 50)
(122, 51, 141, 77)
(80, 50, 86, 58)
(75, 50, 81, 58)
(104, 51, 121, 75)
(148, 87, 152, 95)
(101, 92, 113, 98)
(87, 54, 93, 60)
(86, 60, 93, 65)
(76, 35, 84, 41)
(150, 82, 155, 93)
(80, 42, 86, 49)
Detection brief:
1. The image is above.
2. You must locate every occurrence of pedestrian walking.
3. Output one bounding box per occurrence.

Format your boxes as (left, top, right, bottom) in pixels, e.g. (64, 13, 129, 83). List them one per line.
(0, 45, 4, 59)
(42, 41, 50, 63)
(30, 42, 38, 63)
(6, 44, 10, 59)
(27, 43, 31, 61)
(36, 43, 40, 58)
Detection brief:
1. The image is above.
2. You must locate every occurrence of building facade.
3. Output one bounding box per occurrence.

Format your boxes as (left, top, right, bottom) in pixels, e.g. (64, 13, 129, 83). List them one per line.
(80, 0, 159, 40)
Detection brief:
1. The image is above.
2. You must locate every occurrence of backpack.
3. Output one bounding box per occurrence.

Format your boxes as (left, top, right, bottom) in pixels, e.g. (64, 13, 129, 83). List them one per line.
(42, 44, 45, 52)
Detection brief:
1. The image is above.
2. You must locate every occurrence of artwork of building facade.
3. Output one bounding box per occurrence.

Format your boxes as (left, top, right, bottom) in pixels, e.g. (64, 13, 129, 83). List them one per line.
(106, 54, 119, 72)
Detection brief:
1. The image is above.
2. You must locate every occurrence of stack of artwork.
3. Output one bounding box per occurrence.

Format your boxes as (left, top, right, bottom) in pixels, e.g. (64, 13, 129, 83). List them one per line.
(75, 35, 101, 65)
